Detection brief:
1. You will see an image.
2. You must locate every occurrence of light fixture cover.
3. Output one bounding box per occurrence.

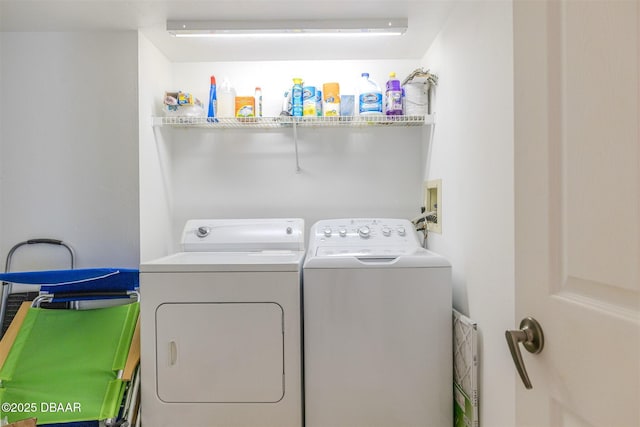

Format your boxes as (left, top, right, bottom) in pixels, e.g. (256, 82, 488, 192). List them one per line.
(167, 18, 408, 36)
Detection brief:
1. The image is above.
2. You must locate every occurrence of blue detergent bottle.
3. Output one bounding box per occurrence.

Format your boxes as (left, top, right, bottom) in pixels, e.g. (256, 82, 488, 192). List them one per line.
(292, 78, 304, 117)
(207, 75, 217, 122)
(358, 73, 383, 116)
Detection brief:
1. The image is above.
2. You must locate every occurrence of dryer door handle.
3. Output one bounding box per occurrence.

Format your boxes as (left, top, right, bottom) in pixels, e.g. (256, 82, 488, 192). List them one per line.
(169, 340, 178, 366)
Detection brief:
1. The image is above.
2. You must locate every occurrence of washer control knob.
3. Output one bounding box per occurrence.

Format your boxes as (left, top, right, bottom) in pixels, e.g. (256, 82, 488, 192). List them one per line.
(358, 226, 371, 239)
(323, 227, 333, 237)
(196, 226, 210, 238)
(339, 228, 348, 237)
(382, 226, 391, 237)
(397, 226, 406, 236)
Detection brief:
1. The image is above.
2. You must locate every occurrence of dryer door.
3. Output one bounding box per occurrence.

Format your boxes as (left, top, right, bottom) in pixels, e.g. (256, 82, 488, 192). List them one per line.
(156, 302, 284, 403)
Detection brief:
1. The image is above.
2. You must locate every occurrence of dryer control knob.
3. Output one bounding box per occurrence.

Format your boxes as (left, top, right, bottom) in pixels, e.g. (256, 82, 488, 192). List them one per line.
(339, 228, 347, 237)
(358, 226, 371, 239)
(397, 226, 406, 236)
(324, 227, 333, 237)
(382, 227, 391, 236)
(196, 226, 210, 238)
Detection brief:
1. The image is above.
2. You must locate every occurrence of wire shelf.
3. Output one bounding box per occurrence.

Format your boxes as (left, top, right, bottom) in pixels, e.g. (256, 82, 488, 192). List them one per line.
(153, 114, 434, 173)
(153, 115, 432, 129)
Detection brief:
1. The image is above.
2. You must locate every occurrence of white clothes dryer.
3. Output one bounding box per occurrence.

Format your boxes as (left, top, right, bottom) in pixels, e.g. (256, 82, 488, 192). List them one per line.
(140, 218, 304, 427)
(303, 218, 452, 427)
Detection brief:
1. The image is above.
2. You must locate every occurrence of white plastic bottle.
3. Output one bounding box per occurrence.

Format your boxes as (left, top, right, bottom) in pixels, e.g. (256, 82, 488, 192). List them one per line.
(255, 86, 263, 117)
(358, 72, 383, 116)
(218, 77, 236, 118)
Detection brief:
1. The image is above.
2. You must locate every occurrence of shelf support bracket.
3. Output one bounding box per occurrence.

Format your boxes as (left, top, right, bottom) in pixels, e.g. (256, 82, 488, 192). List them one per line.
(293, 120, 301, 173)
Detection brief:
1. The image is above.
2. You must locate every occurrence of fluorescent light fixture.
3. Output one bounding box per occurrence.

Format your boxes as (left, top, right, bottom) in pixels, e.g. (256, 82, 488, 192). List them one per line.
(167, 19, 408, 37)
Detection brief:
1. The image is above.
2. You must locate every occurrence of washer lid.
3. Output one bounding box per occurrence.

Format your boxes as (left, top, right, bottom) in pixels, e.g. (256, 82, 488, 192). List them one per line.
(141, 250, 305, 272)
(182, 218, 304, 252)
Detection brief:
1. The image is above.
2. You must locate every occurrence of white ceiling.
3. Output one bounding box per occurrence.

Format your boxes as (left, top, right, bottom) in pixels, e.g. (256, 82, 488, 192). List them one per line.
(0, 0, 455, 62)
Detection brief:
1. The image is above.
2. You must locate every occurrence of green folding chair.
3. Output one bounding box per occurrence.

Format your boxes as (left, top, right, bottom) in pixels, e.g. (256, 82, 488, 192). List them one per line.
(0, 269, 139, 426)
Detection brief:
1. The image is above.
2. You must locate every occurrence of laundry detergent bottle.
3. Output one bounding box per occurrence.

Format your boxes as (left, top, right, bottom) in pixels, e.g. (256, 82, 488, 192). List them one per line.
(292, 78, 304, 117)
(385, 72, 403, 115)
(207, 75, 217, 122)
(217, 77, 236, 118)
(358, 72, 383, 116)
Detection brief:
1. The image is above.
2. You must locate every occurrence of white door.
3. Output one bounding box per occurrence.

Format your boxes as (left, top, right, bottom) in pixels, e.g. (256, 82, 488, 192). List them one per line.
(514, 1, 640, 426)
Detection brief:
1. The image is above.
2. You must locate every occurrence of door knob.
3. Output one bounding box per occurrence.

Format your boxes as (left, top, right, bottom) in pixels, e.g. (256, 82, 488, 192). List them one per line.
(505, 317, 544, 389)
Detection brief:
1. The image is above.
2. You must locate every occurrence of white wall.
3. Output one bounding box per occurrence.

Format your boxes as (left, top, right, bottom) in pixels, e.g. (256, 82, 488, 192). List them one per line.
(0, 32, 140, 270)
(422, 2, 515, 426)
(146, 60, 429, 251)
(139, 33, 174, 262)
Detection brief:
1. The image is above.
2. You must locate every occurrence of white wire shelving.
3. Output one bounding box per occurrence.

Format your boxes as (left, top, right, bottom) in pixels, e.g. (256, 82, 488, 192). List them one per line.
(152, 114, 434, 172)
(152, 114, 432, 128)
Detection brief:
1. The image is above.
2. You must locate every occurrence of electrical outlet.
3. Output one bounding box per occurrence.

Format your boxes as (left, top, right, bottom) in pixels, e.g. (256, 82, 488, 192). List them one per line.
(424, 179, 442, 233)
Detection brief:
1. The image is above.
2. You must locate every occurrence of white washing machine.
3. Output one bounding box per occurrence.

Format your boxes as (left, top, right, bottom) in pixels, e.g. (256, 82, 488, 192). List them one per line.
(303, 218, 452, 427)
(140, 218, 305, 427)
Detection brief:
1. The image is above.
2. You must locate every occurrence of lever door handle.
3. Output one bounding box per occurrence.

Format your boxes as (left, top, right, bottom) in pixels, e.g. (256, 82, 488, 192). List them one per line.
(505, 317, 544, 389)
